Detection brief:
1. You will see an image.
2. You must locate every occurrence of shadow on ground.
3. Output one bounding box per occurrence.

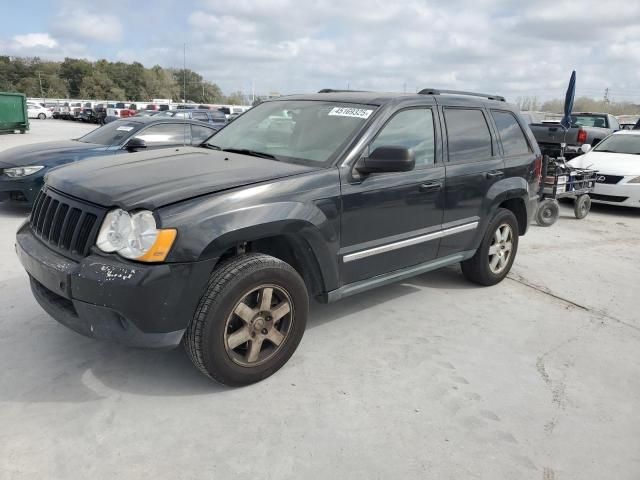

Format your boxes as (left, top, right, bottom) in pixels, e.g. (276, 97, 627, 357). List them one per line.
(2, 266, 471, 401)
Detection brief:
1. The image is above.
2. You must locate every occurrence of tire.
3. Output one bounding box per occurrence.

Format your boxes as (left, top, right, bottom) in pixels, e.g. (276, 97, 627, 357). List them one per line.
(535, 199, 559, 227)
(461, 208, 519, 286)
(38, 113, 46, 120)
(185, 253, 308, 386)
(19, 130, 26, 134)
(573, 194, 591, 219)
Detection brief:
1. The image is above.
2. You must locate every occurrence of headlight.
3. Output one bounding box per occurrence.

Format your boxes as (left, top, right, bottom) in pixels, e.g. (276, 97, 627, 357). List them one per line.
(96, 209, 176, 262)
(629, 176, 640, 184)
(3, 166, 44, 177)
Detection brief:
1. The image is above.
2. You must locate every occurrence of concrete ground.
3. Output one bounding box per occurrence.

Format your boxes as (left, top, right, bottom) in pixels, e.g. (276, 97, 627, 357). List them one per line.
(1, 120, 639, 480)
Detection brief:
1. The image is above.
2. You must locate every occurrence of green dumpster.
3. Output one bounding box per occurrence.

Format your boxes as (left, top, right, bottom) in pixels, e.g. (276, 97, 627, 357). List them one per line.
(0, 92, 29, 134)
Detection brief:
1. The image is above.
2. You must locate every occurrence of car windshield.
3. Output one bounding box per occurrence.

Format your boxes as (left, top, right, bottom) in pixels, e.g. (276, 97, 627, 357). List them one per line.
(593, 134, 640, 155)
(203, 100, 377, 165)
(77, 121, 143, 145)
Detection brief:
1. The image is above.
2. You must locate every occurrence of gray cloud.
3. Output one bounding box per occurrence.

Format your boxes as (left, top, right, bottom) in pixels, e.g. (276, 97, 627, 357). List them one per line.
(4, 0, 640, 102)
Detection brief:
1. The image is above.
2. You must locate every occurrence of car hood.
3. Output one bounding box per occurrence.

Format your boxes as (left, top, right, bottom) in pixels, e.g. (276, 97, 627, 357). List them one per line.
(569, 151, 640, 176)
(45, 146, 320, 210)
(0, 140, 105, 168)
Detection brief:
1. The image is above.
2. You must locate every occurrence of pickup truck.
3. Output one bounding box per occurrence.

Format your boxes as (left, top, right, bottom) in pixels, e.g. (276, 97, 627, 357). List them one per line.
(16, 89, 542, 386)
(529, 112, 621, 158)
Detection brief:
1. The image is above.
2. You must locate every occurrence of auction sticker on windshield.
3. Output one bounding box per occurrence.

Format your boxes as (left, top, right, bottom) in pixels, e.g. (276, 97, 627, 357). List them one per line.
(328, 107, 373, 119)
(116, 126, 134, 132)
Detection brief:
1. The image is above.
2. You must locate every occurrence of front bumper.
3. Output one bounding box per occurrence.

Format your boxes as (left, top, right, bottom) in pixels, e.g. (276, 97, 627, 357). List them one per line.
(16, 223, 216, 348)
(591, 182, 640, 208)
(0, 174, 43, 204)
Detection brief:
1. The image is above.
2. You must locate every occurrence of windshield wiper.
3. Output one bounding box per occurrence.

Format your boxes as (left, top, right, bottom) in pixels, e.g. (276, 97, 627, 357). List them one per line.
(201, 143, 222, 150)
(222, 148, 278, 160)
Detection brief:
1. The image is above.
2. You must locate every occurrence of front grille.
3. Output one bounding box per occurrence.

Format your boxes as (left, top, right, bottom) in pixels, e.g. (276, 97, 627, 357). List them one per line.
(30, 187, 106, 260)
(590, 193, 629, 203)
(595, 174, 624, 185)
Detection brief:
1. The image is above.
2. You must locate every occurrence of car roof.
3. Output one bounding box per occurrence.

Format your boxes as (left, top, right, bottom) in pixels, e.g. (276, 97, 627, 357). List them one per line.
(272, 90, 509, 107)
(111, 117, 214, 126)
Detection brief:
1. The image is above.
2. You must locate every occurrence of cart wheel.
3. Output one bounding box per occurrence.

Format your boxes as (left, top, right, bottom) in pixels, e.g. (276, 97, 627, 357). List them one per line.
(536, 199, 560, 227)
(574, 195, 591, 219)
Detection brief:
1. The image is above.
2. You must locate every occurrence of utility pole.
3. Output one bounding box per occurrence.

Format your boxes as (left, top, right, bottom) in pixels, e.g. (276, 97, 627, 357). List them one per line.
(37, 71, 45, 104)
(183, 43, 187, 103)
(604, 87, 610, 103)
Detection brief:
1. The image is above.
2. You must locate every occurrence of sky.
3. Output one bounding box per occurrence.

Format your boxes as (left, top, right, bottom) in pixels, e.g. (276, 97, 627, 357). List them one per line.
(2, 0, 640, 103)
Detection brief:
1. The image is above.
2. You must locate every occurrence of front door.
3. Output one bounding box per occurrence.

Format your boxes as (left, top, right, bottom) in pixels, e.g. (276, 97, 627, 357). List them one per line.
(438, 106, 505, 257)
(339, 107, 445, 285)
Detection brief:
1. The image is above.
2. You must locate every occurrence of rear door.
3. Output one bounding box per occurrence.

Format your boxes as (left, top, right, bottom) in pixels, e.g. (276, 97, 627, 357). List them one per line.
(339, 106, 445, 284)
(438, 105, 504, 257)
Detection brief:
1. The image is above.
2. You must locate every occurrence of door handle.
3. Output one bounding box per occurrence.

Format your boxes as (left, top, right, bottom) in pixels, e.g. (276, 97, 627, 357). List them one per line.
(486, 170, 504, 179)
(419, 181, 442, 193)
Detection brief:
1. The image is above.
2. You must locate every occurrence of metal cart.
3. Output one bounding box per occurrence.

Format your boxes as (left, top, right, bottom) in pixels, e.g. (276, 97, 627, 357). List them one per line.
(535, 155, 598, 227)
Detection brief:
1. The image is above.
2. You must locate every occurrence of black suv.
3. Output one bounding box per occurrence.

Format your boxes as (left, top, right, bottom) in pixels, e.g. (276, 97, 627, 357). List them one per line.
(16, 89, 541, 386)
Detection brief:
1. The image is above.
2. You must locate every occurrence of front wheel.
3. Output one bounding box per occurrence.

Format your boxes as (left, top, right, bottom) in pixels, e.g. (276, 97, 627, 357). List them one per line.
(38, 113, 46, 120)
(535, 199, 560, 227)
(184, 253, 308, 386)
(574, 195, 591, 219)
(461, 208, 519, 286)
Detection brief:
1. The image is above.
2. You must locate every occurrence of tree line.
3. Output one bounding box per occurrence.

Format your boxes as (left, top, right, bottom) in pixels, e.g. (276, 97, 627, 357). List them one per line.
(0, 56, 248, 104)
(516, 95, 640, 116)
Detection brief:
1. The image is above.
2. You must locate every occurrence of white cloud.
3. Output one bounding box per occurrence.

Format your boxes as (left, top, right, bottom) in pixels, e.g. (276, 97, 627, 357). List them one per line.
(12, 33, 58, 49)
(51, 3, 123, 43)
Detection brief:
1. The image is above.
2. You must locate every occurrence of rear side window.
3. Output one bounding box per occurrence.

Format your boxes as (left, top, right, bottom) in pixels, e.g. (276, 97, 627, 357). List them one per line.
(192, 112, 209, 121)
(444, 108, 493, 162)
(491, 110, 531, 156)
(370, 108, 436, 166)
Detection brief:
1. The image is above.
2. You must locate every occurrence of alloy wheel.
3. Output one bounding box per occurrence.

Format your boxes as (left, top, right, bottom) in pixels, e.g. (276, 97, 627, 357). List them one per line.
(488, 223, 513, 274)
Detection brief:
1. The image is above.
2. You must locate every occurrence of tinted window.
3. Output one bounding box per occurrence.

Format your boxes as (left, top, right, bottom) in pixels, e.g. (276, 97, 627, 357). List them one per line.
(370, 109, 435, 166)
(135, 123, 189, 146)
(191, 125, 215, 144)
(77, 121, 142, 145)
(192, 112, 209, 121)
(491, 111, 531, 156)
(444, 108, 492, 162)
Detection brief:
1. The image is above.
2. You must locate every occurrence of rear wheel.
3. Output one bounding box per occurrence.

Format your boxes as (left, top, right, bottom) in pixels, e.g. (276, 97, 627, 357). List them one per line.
(535, 199, 559, 227)
(461, 208, 519, 286)
(573, 194, 591, 219)
(185, 253, 308, 386)
(38, 113, 46, 120)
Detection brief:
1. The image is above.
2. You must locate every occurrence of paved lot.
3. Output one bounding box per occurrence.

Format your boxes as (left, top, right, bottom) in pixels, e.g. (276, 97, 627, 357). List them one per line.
(1, 120, 639, 480)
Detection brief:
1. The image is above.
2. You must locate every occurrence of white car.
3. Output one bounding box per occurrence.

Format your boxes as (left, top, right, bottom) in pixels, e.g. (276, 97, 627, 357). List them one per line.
(569, 130, 640, 208)
(27, 103, 52, 120)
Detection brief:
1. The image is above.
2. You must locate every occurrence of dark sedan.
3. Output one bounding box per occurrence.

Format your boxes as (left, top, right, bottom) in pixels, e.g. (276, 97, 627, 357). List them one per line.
(0, 117, 219, 206)
(153, 109, 228, 128)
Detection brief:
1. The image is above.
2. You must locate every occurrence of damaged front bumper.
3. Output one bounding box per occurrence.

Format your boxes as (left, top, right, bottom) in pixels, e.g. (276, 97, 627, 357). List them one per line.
(16, 222, 215, 348)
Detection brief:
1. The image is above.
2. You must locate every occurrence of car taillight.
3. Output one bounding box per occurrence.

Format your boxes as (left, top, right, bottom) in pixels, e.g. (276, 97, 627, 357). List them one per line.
(576, 128, 588, 144)
(534, 154, 543, 189)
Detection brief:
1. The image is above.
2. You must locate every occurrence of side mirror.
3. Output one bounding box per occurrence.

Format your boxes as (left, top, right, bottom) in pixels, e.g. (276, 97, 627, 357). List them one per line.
(356, 146, 415, 174)
(580, 144, 592, 154)
(124, 137, 147, 151)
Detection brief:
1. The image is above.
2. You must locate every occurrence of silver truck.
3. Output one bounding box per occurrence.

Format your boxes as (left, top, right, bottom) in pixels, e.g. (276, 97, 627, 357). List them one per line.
(530, 112, 621, 158)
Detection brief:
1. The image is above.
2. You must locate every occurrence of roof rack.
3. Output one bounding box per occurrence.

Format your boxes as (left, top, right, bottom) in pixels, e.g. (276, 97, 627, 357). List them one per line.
(418, 88, 506, 102)
(317, 89, 369, 93)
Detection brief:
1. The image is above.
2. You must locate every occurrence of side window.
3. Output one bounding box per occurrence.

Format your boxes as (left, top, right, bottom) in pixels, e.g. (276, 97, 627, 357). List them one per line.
(491, 110, 532, 156)
(135, 123, 189, 146)
(370, 108, 435, 167)
(192, 112, 209, 122)
(191, 125, 215, 144)
(444, 108, 493, 162)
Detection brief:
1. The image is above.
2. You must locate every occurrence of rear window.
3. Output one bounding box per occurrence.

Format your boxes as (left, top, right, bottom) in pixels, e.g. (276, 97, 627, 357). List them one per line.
(491, 110, 531, 156)
(444, 108, 493, 162)
(570, 115, 607, 128)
